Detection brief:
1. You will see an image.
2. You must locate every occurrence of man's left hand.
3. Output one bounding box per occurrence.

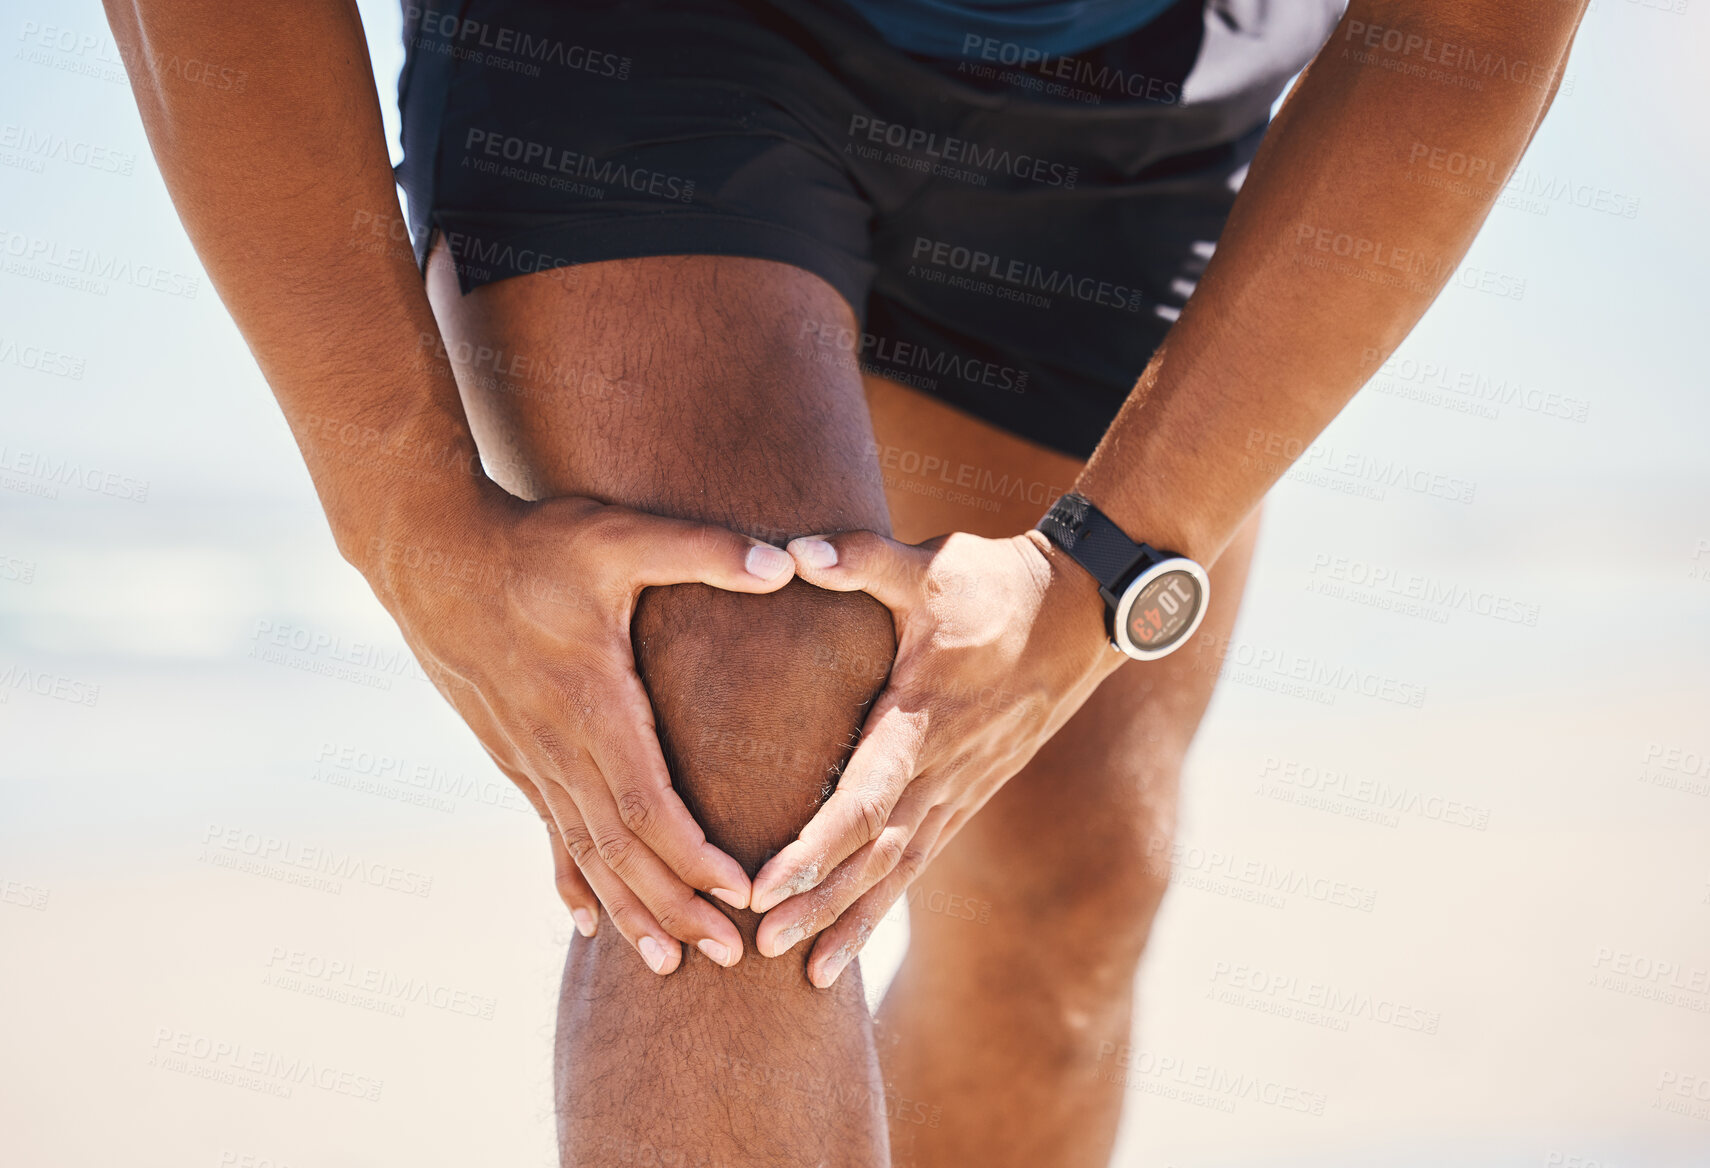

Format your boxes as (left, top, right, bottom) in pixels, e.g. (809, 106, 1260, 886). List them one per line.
(750, 527, 1123, 986)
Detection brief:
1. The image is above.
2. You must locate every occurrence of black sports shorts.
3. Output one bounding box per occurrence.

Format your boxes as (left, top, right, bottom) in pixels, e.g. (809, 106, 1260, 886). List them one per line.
(396, 0, 1341, 458)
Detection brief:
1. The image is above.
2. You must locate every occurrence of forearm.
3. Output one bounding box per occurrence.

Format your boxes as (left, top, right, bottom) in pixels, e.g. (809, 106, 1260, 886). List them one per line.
(1075, 1, 1585, 565)
(104, 0, 486, 578)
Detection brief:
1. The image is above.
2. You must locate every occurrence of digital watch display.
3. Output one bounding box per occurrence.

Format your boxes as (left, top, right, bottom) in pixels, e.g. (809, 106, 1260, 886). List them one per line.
(1036, 493, 1210, 662)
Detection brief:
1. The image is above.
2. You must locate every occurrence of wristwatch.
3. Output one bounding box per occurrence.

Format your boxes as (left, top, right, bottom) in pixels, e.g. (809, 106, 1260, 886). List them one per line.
(1035, 492, 1210, 661)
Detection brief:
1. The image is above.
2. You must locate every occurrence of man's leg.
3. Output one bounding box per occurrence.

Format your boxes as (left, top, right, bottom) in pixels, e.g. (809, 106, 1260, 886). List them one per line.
(862, 376, 1261, 1168)
(426, 249, 899, 1166)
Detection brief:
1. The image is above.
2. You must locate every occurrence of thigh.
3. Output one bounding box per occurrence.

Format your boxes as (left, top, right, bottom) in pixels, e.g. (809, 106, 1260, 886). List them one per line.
(865, 372, 1260, 936)
(425, 242, 890, 538)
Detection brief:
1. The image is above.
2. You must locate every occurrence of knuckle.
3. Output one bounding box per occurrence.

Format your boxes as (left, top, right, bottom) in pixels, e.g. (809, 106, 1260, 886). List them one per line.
(527, 720, 577, 769)
(682, 523, 736, 567)
(614, 788, 656, 836)
(851, 790, 891, 844)
(578, 506, 631, 549)
(606, 900, 647, 939)
(562, 830, 598, 868)
(592, 827, 638, 873)
(919, 564, 948, 604)
(544, 674, 603, 730)
(649, 898, 692, 940)
(574, 511, 637, 583)
(870, 827, 908, 874)
(896, 840, 933, 879)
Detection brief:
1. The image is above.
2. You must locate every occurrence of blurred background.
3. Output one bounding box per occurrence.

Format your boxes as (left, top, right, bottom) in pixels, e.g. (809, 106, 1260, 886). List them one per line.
(2, 1, 1706, 1165)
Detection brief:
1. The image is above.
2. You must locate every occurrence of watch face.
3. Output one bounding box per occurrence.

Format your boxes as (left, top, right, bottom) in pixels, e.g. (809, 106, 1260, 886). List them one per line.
(1124, 568, 1205, 654)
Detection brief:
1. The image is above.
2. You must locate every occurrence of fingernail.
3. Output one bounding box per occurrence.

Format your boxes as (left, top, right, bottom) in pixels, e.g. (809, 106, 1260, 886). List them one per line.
(697, 938, 734, 967)
(768, 925, 804, 958)
(638, 936, 671, 975)
(813, 951, 854, 989)
(745, 544, 792, 580)
(789, 538, 838, 569)
(572, 908, 597, 938)
(709, 887, 748, 910)
(755, 864, 819, 913)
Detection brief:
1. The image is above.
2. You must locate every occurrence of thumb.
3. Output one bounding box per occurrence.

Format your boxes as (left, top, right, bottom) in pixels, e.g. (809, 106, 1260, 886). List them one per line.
(785, 530, 935, 614)
(598, 508, 798, 593)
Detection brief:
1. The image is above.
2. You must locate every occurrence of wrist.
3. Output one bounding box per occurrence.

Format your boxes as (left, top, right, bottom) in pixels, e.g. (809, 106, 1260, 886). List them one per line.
(1030, 493, 1214, 663)
(339, 467, 512, 613)
(296, 405, 498, 589)
(1023, 528, 1123, 671)
(1066, 478, 1219, 571)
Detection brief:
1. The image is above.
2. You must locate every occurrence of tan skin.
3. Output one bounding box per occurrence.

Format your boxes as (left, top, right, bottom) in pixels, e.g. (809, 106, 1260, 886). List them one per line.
(104, 0, 1583, 1163)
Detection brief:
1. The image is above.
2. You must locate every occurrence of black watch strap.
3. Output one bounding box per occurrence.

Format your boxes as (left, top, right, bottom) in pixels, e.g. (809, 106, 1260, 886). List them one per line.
(1036, 492, 1160, 606)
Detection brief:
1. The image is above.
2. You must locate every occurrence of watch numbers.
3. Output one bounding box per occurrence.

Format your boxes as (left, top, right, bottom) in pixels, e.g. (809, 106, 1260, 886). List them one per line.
(1126, 570, 1203, 650)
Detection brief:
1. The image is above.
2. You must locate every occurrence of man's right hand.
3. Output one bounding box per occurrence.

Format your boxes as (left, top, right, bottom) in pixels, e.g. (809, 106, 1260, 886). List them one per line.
(368, 489, 798, 976)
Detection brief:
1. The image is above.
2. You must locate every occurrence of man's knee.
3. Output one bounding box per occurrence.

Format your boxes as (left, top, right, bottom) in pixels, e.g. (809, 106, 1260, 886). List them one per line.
(633, 578, 896, 877)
